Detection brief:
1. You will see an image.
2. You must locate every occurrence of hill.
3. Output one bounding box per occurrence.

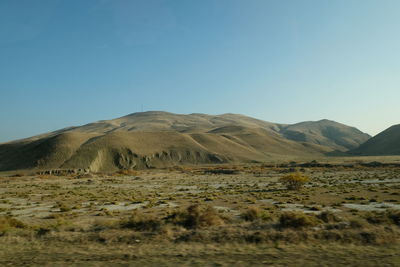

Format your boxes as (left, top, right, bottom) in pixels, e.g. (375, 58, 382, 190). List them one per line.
(0, 111, 370, 171)
(349, 124, 400, 156)
(281, 119, 370, 151)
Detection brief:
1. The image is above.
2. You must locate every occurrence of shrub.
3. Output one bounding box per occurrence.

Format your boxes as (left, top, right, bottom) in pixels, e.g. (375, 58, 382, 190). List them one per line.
(36, 227, 51, 236)
(365, 210, 400, 226)
(364, 211, 391, 225)
(241, 207, 270, 222)
(317, 211, 340, 223)
(279, 173, 310, 190)
(349, 218, 366, 229)
(0, 216, 26, 234)
(387, 210, 400, 226)
(167, 205, 225, 229)
(120, 212, 162, 231)
(57, 202, 71, 212)
(278, 212, 320, 228)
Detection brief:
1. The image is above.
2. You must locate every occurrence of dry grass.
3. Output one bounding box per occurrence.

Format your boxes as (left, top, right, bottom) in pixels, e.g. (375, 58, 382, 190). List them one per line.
(0, 163, 400, 265)
(166, 205, 226, 229)
(278, 212, 321, 228)
(317, 211, 341, 223)
(241, 206, 270, 221)
(114, 169, 138, 176)
(120, 211, 163, 231)
(364, 210, 400, 225)
(0, 216, 26, 234)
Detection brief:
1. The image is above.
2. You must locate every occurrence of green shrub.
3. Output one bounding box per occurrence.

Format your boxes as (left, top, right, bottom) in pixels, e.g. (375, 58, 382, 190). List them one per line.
(279, 173, 310, 190)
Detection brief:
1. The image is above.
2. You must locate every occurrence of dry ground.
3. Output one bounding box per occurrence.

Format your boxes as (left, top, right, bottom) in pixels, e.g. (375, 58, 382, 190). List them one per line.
(1, 162, 400, 266)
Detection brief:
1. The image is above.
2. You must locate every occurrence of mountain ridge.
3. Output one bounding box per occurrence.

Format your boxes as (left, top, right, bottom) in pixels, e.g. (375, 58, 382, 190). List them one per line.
(0, 111, 371, 171)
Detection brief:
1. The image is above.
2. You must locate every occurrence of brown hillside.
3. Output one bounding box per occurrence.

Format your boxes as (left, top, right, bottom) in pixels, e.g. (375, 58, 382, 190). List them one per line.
(0, 112, 370, 171)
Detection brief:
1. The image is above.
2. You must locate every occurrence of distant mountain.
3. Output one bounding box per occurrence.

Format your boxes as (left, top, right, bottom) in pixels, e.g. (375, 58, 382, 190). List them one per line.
(0, 111, 370, 171)
(349, 124, 400, 156)
(281, 119, 371, 151)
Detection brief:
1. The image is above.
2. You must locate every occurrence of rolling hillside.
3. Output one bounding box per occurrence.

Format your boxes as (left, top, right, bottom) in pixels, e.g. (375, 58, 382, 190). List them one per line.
(281, 119, 370, 151)
(0, 111, 371, 171)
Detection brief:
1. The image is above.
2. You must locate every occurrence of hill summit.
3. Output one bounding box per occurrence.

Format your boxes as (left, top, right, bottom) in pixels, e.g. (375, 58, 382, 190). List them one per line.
(0, 111, 371, 171)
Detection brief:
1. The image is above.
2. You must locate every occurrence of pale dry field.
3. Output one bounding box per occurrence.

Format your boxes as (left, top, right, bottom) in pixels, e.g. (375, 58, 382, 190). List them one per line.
(1, 162, 400, 266)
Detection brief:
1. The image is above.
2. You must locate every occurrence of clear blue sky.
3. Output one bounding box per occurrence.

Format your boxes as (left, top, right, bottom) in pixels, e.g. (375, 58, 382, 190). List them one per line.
(1, 0, 399, 142)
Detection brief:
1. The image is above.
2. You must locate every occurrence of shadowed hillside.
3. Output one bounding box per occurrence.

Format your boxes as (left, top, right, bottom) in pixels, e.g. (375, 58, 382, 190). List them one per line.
(349, 124, 400, 156)
(281, 119, 371, 151)
(0, 112, 370, 171)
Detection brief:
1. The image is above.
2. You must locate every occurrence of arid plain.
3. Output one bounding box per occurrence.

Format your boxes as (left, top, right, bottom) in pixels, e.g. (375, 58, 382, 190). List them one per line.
(1, 158, 400, 266)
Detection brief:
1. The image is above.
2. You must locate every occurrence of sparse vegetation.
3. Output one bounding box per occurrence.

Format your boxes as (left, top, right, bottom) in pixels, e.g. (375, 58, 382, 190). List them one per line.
(0, 163, 399, 265)
(115, 169, 138, 176)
